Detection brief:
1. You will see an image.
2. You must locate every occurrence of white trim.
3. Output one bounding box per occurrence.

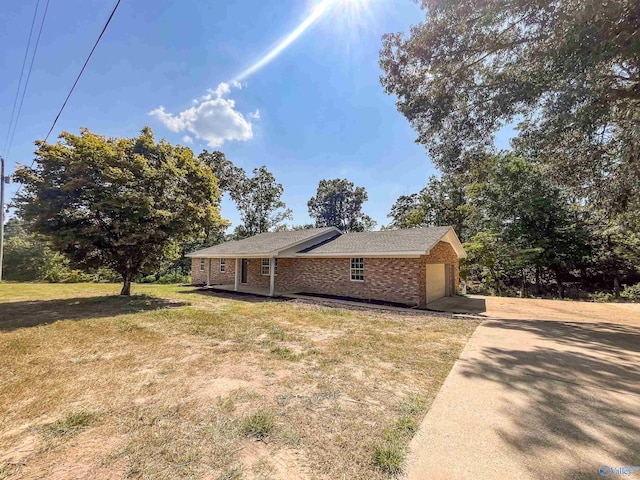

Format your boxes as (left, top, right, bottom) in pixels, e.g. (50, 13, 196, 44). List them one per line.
(350, 257, 365, 282)
(219, 258, 226, 273)
(261, 258, 270, 275)
(441, 228, 467, 258)
(261, 258, 278, 275)
(292, 252, 423, 258)
(269, 257, 276, 297)
(189, 253, 276, 259)
(192, 252, 423, 259)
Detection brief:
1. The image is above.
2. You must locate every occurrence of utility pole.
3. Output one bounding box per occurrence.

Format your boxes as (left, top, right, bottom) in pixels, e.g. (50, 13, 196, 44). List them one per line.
(0, 156, 5, 283)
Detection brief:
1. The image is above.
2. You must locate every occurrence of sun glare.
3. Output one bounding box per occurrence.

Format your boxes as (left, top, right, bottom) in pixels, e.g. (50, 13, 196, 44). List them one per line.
(233, 0, 375, 82)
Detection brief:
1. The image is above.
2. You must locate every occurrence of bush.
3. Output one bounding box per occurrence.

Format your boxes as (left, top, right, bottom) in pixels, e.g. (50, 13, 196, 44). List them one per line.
(157, 273, 190, 284)
(621, 283, 640, 302)
(138, 272, 190, 284)
(62, 270, 92, 283)
(590, 283, 640, 303)
(589, 291, 615, 303)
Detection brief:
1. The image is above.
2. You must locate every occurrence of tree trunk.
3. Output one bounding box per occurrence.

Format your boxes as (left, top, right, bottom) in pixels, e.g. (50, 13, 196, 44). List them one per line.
(121, 274, 132, 296)
(614, 275, 621, 298)
(535, 268, 542, 296)
(490, 268, 502, 296)
(555, 270, 564, 299)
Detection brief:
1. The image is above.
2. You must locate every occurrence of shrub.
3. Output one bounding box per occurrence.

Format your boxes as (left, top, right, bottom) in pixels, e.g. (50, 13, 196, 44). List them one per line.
(138, 272, 190, 284)
(621, 283, 640, 302)
(63, 270, 92, 283)
(157, 272, 190, 284)
(589, 291, 615, 303)
(590, 284, 640, 303)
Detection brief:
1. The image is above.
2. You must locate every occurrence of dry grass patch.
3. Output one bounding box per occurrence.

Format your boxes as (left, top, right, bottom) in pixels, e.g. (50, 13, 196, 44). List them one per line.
(0, 283, 479, 479)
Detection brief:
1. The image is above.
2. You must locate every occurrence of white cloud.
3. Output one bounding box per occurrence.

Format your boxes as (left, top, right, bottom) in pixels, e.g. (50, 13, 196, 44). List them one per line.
(182, 135, 193, 144)
(149, 82, 257, 148)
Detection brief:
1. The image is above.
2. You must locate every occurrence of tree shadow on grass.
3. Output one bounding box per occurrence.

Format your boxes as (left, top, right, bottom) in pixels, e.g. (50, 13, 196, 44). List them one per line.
(459, 319, 640, 478)
(0, 295, 187, 332)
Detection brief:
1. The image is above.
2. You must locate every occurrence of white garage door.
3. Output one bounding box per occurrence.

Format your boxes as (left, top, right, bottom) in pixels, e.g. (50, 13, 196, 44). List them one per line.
(426, 264, 447, 303)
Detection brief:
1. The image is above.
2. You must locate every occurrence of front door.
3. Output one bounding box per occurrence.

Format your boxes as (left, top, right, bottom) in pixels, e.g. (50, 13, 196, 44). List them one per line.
(241, 259, 248, 284)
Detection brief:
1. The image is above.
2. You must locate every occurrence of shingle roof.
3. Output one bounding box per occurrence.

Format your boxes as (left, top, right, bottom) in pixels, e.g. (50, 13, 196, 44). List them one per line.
(301, 226, 453, 255)
(186, 227, 339, 257)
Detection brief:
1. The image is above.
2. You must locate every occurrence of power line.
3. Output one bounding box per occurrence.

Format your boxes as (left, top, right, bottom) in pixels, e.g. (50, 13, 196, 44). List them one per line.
(3, 0, 41, 156)
(43, 0, 122, 143)
(5, 0, 51, 161)
(12, 0, 122, 201)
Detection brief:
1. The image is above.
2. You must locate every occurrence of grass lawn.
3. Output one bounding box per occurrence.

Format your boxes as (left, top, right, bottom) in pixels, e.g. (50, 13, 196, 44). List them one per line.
(0, 283, 479, 479)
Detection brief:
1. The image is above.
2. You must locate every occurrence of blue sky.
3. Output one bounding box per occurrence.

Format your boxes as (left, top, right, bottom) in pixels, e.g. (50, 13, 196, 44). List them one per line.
(1, 0, 485, 229)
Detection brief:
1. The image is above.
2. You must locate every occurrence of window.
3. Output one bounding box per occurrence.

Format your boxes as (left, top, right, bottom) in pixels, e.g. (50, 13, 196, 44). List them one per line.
(261, 258, 278, 275)
(350, 258, 364, 281)
(220, 258, 226, 273)
(199, 258, 205, 272)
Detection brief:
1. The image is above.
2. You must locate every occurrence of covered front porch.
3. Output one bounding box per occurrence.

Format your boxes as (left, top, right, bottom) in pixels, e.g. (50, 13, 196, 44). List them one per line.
(200, 257, 280, 297)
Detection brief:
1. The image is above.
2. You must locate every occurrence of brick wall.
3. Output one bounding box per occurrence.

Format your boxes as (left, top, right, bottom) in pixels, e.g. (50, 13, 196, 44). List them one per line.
(190, 241, 460, 307)
(245, 258, 271, 289)
(276, 257, 423, 305)
(191, 258, 236, 285)
(418, 241, 460, 306)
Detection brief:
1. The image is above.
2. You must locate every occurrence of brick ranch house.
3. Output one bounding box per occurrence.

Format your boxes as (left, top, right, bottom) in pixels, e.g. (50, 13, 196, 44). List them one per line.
(187, 226, 466, 307)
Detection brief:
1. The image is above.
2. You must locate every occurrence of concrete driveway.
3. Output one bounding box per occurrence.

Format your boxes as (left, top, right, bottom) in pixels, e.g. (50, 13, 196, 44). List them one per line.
(406, 299, 640, 479)
(428, 295, 640, 324)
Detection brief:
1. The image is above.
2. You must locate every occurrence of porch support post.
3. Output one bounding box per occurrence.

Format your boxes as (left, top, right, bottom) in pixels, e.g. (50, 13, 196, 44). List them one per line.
(234, 258, 239, 291)
(206, 258, 211, 286)
(269, 257, 275, 297)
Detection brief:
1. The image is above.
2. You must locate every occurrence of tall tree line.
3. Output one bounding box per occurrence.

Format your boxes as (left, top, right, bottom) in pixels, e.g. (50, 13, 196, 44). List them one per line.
(380, 0, 639, 298)
(5, 129, 379, 286)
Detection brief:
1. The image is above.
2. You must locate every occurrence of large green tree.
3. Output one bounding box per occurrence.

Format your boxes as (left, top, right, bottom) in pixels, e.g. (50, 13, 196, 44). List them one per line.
(469, 154, 592, 297)
(198, 150, 246, 193)
(379, 0, 640, 213)
(196, 152, 292, 239)
(308, 179, 376, 232)
(230, 166, 292, 238)
(14, 127, 227, 295)
(387, 174, 468, 238)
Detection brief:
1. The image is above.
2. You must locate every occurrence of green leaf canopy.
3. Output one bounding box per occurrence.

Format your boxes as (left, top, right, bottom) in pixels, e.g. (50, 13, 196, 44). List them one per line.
(14, 127, 228, 294)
